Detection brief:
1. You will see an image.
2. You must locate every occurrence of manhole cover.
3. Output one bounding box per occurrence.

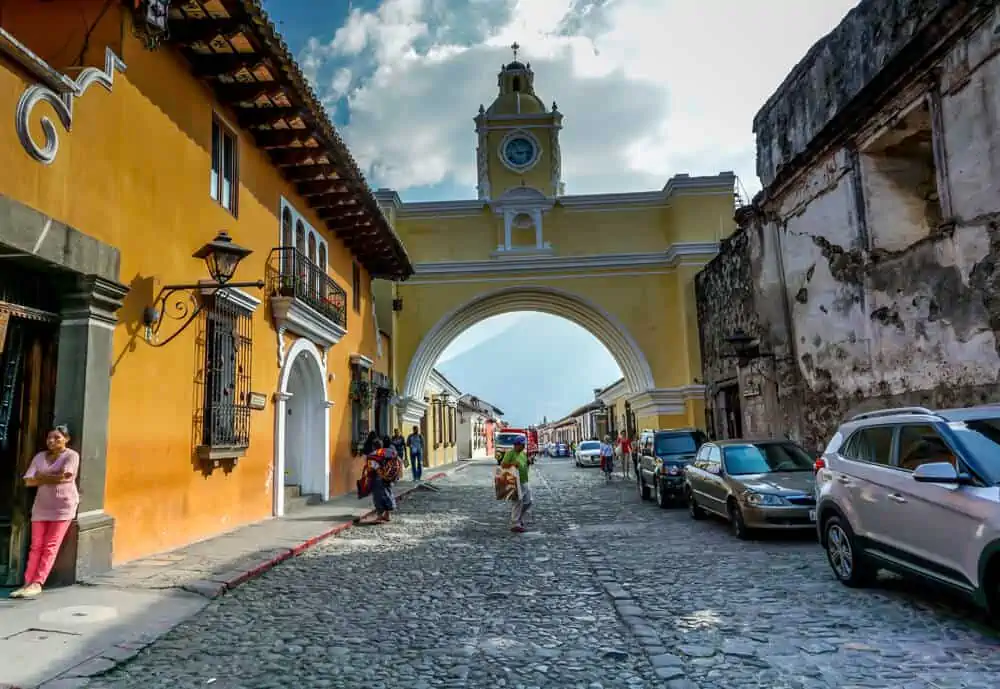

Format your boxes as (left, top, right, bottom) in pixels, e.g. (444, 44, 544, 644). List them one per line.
(39, 605, 118, 625)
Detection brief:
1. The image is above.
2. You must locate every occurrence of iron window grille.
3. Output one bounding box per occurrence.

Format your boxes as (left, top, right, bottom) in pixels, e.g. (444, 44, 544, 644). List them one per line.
(200, 292, 253, 452)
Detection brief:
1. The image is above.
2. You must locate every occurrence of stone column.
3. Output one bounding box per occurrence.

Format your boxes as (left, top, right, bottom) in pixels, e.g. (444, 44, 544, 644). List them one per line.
(503, 211, 513, 249)
(51, 274, 128, 583)
(532, 209, 543, 248)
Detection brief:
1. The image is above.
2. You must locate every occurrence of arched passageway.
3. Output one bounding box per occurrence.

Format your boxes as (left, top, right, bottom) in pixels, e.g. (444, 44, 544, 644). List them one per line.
(398, 286, 655, 424)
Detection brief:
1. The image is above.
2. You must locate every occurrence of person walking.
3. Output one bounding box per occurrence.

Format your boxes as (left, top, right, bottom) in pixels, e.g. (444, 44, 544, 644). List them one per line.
(9, 425, 79, 599)
(365, 439, 403, 523)
(618, 431, 633, 479)
(361, 430, 378, 456)
(406, 425, 424, 482)
(501, 438, 532, 533)
(600, 435, 615, 481)
(390, 429, 407, 466)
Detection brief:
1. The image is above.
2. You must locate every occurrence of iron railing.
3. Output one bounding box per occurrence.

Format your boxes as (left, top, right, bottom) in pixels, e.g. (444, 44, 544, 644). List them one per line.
(266, 247, 348, 329)
(201, 292, 253, 450)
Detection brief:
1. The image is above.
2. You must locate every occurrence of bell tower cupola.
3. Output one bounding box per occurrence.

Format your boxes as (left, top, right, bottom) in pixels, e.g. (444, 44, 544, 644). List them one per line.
(474, 43, 564, 201)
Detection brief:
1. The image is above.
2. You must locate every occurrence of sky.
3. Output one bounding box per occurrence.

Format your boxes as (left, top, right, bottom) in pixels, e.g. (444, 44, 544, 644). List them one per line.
(261, 0, 861, 419)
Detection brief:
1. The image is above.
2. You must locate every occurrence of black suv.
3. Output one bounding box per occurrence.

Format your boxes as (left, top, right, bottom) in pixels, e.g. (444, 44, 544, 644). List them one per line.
(637, 428, 708, 507)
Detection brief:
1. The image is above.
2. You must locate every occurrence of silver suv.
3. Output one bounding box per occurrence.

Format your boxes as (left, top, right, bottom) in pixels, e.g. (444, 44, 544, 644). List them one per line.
(815, 405, 1000, 615)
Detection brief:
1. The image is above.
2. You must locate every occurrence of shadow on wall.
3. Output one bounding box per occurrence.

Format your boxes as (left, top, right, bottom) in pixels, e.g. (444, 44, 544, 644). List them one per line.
(110, 273, 154, 376)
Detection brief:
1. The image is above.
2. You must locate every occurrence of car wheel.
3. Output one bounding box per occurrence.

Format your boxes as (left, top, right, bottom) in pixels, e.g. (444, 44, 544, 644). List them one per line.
(823, 515, 874, 587)
(638, 475, 652, 501)
(656, 479, 671, 509)
(688, 489, 705, 520)
(727, 499, 750, 540)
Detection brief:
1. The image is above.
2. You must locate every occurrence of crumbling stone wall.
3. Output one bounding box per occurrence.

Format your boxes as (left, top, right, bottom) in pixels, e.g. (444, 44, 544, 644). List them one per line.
(753, 0, 979, 188)
(749, 3, 1000, 450)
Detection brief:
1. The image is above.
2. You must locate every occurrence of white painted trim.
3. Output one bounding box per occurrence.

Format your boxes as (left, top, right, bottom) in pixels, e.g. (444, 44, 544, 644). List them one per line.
(350, 353, 374, 369)
(271, 296, 346, 350)
(402, 286, 655, 403)
(200, 283, 262, 313)
(274, 338, 331, 516)
(411, 242, 719, 277)
(14, 45, 126, 165)
(404, 270, 675, 286)
(428, 369, 462, 398)
(280, 197, 328, 269)
(627, 385, 706, 417)
(378, 172, 736, 218)
(597, 377, 627, 405)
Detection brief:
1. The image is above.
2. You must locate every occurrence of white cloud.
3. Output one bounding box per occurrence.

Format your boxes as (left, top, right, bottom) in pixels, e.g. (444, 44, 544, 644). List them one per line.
(300, 0, 861, 199)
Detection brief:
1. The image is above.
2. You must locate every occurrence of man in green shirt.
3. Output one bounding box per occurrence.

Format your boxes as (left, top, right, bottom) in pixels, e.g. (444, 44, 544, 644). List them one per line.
(501, 438, 532, 532)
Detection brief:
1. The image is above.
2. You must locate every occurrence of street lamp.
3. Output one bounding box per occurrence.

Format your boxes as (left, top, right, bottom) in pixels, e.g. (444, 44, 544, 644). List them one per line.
(142, 231, 264, 347)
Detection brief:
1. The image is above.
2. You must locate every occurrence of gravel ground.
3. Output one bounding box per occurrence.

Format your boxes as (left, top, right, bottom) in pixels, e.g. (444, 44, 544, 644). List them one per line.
(89, 458, 1000, 689)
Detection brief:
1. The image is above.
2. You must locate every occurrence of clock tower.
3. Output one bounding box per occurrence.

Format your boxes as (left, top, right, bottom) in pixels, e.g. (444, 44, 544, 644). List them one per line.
(475, 43, 564, 202)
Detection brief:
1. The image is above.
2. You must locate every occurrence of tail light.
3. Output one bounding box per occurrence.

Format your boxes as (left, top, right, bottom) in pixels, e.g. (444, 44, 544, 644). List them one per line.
(814, 457, 826, 473)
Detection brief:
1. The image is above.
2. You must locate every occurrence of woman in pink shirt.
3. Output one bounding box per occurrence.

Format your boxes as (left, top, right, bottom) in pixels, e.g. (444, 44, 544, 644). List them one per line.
(9, 425, 79, 599)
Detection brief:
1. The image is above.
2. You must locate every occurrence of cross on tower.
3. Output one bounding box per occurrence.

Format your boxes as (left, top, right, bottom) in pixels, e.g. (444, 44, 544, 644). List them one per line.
(511, 42, 520, 61)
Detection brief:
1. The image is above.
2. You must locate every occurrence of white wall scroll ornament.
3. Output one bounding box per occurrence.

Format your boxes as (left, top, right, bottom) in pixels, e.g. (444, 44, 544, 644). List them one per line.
(15, 46, 127, 165)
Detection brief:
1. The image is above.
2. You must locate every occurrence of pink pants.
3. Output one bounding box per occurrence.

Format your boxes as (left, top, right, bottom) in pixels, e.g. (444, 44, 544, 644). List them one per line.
(24, 520, 71, 585)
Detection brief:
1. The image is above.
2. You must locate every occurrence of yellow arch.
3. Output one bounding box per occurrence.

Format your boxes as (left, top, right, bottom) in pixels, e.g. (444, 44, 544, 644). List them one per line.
(400, 285, 654, 416)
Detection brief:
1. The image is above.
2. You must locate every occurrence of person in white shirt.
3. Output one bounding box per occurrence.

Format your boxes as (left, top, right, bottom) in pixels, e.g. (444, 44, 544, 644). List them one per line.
(600, 436, 615, 481)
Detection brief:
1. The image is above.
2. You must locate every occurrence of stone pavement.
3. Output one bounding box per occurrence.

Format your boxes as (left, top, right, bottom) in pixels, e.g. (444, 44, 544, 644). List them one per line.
(59, 458, 1000, 689)
(0, 463, 467, 689)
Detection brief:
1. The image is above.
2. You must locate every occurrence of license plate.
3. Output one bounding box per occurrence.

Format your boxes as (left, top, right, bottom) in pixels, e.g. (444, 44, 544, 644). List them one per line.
(808, 509, 816, 522)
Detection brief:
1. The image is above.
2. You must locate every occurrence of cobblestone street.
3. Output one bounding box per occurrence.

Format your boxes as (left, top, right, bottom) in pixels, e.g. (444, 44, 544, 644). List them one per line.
(90, 459, 1000, 689)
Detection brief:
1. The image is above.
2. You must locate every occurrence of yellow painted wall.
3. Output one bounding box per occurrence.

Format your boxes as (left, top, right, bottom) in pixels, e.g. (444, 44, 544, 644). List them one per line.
(0, 7, 379, 562)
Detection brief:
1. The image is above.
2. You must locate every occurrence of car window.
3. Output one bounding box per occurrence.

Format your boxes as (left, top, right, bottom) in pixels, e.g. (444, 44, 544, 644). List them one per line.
(896, 424, 956, 472)
(949, 417, 1000, 484)
(843, 426, 894, 465)
(579, 441, 600, 451)
(654, 433, 698, 455)
(695, 445, 710, 461)
(723, 443, 814, 475)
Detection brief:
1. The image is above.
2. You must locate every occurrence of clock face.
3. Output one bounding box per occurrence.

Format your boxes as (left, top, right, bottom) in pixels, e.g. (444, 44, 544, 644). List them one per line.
(503, 136, 537, 168)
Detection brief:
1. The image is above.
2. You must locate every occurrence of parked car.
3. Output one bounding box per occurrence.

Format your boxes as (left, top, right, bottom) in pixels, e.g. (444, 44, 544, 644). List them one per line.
(686, 439, 817, 538)
(815, 405, 1000, 616)
(556, 443, 570, 457)
(637, 429, 707, 507)
(575, 440, 602, 467)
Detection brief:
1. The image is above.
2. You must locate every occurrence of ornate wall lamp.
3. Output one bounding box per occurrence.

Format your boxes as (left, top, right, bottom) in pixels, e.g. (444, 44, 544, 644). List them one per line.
(142, 231, 264, 347)
(131, 0, 171, 50)
(392, 297, 403, 312)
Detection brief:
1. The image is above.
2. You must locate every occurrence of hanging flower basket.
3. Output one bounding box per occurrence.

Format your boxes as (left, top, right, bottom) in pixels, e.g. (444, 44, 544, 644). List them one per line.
(350, 379, 373, 407)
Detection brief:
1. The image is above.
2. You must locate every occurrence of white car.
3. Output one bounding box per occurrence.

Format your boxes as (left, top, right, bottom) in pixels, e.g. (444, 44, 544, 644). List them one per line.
(575, 440, 602, 467)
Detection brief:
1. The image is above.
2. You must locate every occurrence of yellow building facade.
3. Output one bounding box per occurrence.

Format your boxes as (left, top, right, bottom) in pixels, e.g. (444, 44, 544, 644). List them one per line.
(0, 1, 410, 585)
(377, 56, 735, 435)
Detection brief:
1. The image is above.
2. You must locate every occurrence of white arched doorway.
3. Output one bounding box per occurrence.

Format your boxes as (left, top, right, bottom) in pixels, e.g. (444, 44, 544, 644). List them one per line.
(398, 285, 655, 424)
(274, 338, 331, 516)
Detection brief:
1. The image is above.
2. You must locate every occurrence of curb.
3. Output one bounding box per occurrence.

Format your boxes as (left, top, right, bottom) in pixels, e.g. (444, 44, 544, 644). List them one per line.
(217, 469, 450, 595)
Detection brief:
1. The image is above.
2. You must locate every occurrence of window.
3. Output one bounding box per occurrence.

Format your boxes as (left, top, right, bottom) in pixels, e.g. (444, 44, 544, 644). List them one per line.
(897, 425, 956, 472)
(434, 401, 443, 448)
(352, 262, 361, 313)
(843, 426, 894, 465)
(722, 443, 814, 475)
(210, 118, 238, 214)
(859, 98, 944, 252)
(512, 76, 521, 92)
(295, 220, 305, 252)
(201, 294, 252, 453)
(449, 407, 456, 445)
(350, 365, 370, 448)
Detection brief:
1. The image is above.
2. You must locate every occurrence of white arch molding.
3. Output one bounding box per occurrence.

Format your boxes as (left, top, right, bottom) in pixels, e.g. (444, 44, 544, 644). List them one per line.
(398, 286, 656, 424)
(273, 338, 333, 516)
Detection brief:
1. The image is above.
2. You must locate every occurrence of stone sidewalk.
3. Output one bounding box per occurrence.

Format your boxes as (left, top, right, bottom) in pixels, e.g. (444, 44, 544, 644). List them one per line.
(0, 462, 471, 689)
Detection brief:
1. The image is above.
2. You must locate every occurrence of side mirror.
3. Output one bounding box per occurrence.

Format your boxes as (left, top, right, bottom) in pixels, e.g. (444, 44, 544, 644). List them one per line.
(912, 461, 971, 485)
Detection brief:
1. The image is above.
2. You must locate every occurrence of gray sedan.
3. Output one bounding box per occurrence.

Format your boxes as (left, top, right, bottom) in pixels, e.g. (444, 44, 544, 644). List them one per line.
(685, 439, 817, 539)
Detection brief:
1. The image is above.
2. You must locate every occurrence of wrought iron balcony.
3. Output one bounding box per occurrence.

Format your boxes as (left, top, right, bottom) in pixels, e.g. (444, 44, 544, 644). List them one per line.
(266, 248, 348, 346)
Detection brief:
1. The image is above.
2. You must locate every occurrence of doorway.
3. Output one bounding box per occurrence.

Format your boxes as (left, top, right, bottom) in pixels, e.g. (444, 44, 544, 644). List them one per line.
(283, 350, 326, 500)
(0, 313, 59, 587)
(718, 384, 743, 439)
